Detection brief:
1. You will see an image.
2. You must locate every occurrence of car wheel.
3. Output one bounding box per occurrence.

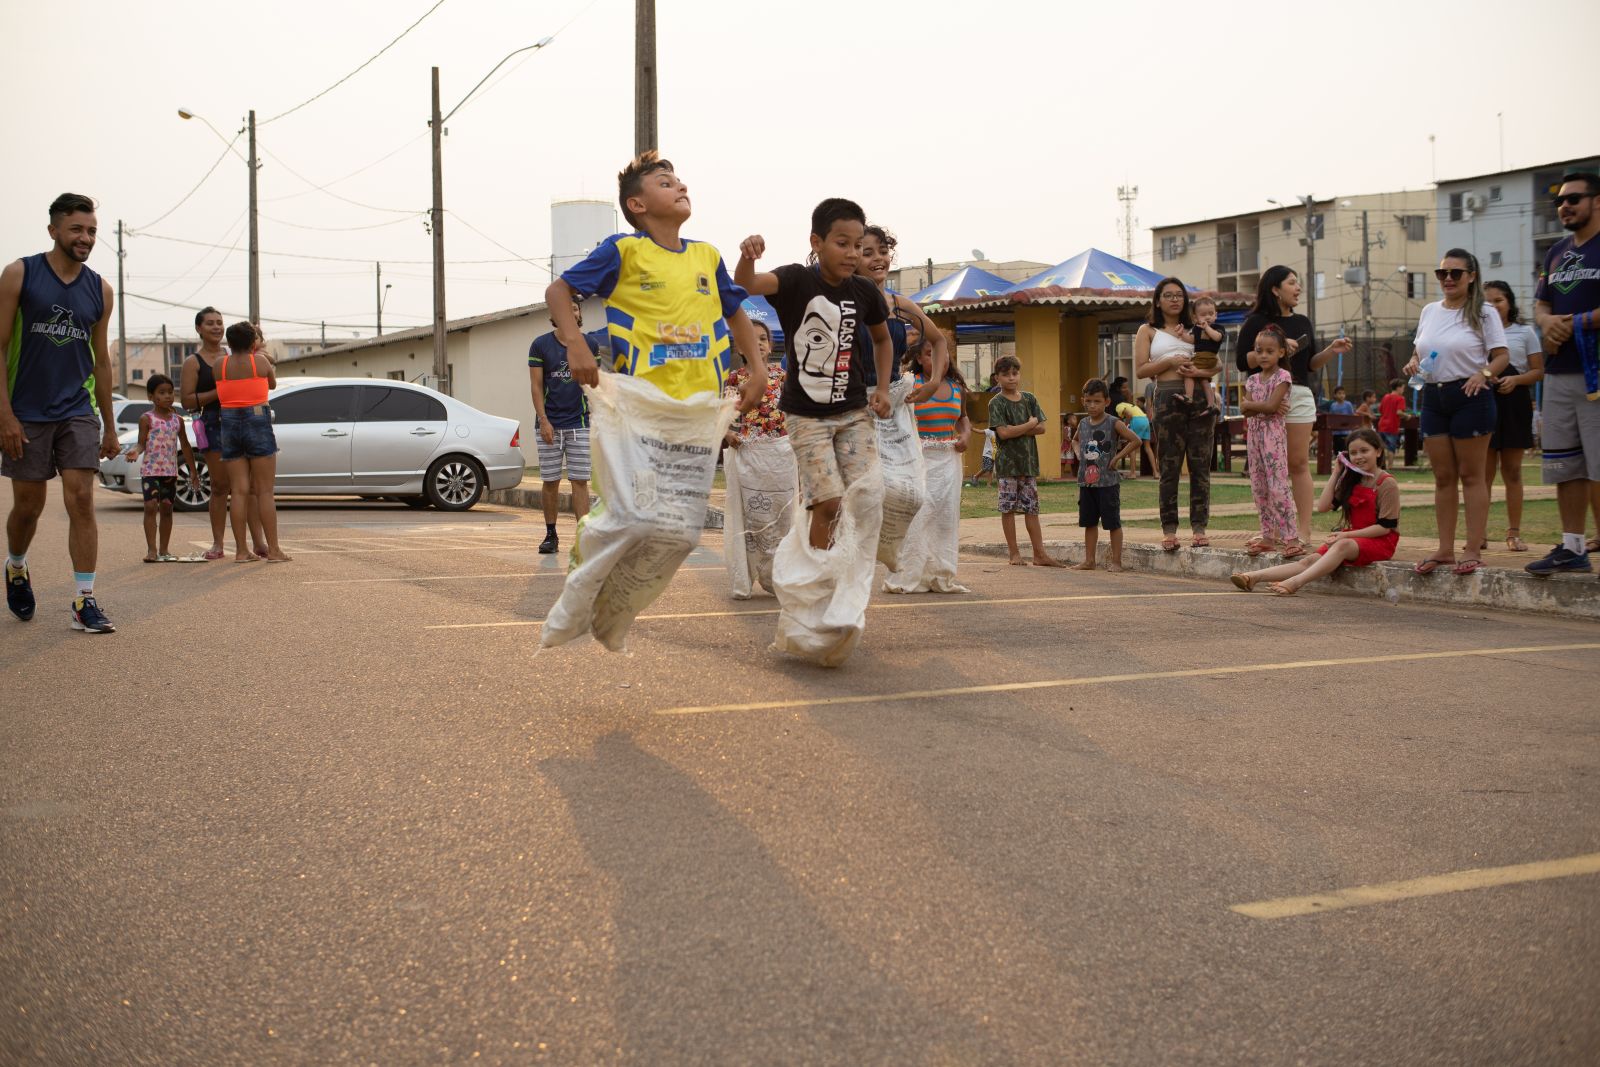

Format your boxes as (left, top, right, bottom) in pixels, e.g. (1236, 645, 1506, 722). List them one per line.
(400, 496, 431, 509)
(175, 461, 211, 512)
(424, 455, 484, 511)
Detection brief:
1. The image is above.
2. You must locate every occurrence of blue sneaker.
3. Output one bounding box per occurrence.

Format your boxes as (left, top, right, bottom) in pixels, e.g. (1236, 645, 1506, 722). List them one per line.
(70, 595, 116, 633)
(5, 563, 33, 621)
(1524, 546, 1592, 576)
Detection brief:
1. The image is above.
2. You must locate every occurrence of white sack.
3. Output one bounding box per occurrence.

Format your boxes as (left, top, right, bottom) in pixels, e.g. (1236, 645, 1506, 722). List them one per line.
(770, 465, 884, 668)
(883, 438, 970, 594)
(873, 375, 926, 570)
(722, 435, 796, 599)
(540, 373, 734, 652)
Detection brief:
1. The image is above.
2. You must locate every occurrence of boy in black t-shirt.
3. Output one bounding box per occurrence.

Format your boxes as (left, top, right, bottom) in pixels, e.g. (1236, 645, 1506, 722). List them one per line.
(736, 198, 894, 550)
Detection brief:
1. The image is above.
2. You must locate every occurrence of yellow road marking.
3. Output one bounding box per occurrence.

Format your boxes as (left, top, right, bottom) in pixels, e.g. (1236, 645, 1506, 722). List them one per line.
(304, 566, 723, 586)
(654, 642, 1600, 714)
(423, 591, 1239, 631)
(1231, 852, 1600, 920)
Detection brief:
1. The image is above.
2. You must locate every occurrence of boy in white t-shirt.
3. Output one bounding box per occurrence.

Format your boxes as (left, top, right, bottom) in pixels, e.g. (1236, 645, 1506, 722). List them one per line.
(968, 427, 997, 487)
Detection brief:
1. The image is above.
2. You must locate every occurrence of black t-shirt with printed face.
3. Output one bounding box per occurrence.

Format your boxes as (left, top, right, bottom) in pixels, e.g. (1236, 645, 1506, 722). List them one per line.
(768, 263, 888, 418)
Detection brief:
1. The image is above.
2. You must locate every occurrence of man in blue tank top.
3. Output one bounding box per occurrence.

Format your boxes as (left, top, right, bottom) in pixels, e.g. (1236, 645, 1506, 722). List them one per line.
(0, 192, 120, 633)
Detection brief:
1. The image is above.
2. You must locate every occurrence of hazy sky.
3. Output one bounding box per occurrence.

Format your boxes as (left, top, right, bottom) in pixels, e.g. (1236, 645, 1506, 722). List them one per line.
(2, 0, 1592, 342)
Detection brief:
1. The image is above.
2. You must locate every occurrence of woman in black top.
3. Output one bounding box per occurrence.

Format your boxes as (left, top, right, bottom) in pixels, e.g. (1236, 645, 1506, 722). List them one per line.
(1236, 266, 1353, 552)
(179, 306, 259, 559)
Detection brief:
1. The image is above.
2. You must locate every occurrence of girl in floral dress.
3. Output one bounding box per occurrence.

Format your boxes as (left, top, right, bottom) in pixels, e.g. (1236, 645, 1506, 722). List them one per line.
(1241, 326, 1300, 557)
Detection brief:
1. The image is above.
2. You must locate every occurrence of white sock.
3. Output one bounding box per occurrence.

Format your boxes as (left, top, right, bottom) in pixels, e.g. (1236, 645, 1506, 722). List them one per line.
(1563, 532, 1585, 554)
(6, 553, 24, 571)
(74, 572, 95, 597)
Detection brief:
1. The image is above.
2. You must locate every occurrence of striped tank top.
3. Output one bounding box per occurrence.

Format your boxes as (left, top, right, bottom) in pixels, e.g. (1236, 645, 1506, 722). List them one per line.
(913, 374, 964, 439)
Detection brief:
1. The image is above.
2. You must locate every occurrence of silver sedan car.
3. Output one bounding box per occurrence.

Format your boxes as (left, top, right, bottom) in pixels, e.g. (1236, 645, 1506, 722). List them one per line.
(98, 377, 525, 511)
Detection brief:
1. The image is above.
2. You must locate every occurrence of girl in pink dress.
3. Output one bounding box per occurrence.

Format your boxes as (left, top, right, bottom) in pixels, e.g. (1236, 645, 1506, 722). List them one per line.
(1241, 326, 1299, 556)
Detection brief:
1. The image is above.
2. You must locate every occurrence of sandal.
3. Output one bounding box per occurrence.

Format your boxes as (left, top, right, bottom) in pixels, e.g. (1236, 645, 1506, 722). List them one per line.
(1279, 541, 1307, 560)
(1452, 558, 1484, 576)
(1161, 537, 1180, 552)
(1586, 537, 1599, 554)
(1230, 573, 1256, 592)
(1506, 530, 1528, 553)
(1269, 582, 1298, 596)
(202, 548, 225, 561)
(1191, 535, 1211, 548)
(1413, 556, 1453, 575)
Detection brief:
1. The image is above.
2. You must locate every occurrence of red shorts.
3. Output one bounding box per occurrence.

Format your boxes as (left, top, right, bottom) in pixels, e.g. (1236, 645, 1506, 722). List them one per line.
(1317, 531, 1399, 567)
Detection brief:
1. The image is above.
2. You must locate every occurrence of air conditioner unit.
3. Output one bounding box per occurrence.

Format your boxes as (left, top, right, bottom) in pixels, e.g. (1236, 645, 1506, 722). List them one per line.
(1174, 242, 1187, 256)
(1465, 194, 1487, 212)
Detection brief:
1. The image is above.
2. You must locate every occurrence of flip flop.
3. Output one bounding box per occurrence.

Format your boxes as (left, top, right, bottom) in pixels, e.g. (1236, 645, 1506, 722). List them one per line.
(202, 548, 225, 561)
(157, 554, 180, 562)
(1161, 537, 1180, 552)
(142, 557, 159, 564)
(1246, 541, 1274, 557)
(1413, 556, 1452, 575)
(1506, 531, 1528, 552)
(1279, 542, 1308, 560)
(1229, 573, 1255, 592)
(1191, 536, 1211, 548)
(1452, 558, 1484, 576)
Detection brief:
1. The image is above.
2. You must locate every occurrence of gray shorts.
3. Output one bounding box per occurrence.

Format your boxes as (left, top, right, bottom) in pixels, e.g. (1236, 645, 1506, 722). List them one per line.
(1539, 373, 1600, 484)
(537, 426, 591, 481)
(1, 415, 102, 481)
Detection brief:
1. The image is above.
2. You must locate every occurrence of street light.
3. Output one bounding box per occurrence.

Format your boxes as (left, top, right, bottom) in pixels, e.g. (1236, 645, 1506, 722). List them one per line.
(179, 106, 259, 324)
(428, 38, 555, 394)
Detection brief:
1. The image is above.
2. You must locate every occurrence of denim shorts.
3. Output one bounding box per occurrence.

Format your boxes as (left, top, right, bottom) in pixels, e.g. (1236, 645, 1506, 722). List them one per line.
(1419, 381, 1495, 440)
(220, 405, 278, 460)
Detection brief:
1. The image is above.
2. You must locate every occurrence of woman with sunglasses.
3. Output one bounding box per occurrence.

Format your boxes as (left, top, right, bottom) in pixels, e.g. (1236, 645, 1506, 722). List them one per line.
(1134, 277, 1217, 551)
(1236, 266, 1355, 556)
(1406, 249, 1510, 575)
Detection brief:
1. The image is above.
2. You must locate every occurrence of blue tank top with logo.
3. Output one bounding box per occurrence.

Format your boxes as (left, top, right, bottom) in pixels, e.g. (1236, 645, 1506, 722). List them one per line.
(6, 253, 104, 421)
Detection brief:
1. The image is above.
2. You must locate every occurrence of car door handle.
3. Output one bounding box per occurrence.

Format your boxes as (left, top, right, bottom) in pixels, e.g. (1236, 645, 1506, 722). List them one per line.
(409, 428, 438, 436)
(321, 429, 349, 437)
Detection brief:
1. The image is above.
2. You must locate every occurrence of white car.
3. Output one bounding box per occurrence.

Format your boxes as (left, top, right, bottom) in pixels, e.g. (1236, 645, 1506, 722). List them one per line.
(98, 377, 525, 511)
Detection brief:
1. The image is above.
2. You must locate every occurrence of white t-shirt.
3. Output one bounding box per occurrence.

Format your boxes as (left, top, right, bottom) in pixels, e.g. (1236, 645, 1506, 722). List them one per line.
(1414, 301, 1509, 383)
(982, 428, 996, 459)
(1501, 321, 1539, 375)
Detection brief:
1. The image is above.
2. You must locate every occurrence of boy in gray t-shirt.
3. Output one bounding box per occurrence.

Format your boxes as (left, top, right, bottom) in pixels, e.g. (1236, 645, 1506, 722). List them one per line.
(1073, 378, 1142, 572)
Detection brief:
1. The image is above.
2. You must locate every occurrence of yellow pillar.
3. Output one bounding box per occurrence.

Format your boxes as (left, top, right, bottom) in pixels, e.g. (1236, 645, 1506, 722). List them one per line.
(1014, 306, 1064, 479)
(1061, 315, 1099, 408)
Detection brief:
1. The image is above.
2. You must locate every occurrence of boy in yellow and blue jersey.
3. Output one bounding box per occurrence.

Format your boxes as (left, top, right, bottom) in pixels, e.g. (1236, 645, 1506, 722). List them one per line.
(546, 151, 765, 409)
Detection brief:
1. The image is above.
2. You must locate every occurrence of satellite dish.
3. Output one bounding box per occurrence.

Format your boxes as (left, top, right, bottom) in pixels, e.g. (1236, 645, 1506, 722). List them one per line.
(971, 248, 986, 261)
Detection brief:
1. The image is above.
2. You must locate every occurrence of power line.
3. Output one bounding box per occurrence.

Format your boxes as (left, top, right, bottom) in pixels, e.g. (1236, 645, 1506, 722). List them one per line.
(130, 229, 524, 265)
(131, 134, 244, 231)
(126, 291, 379, 331)
(260, 212, 425, 233)
(255, 140, 419, 215)
(446, 210, 547, 269)
(258, 0, 449, 126)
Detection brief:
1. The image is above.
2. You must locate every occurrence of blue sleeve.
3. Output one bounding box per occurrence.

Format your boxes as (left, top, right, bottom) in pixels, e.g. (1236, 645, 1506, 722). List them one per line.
(528, 333, 550, 368)
(560, 234, 624, 299)
(715, 257, 747, 320)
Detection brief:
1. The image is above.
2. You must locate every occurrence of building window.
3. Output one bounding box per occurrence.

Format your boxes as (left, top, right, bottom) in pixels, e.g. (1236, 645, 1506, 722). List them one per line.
(1160, 236, 1178, 260)
(1282, 219, 1292, 232)
(1401, 214, 1427, 242)
(132, 368, 144, 380)
(1315, 272, 1326, 299)
(1449, 192, 1464, 222)
(1489, 251, 1503, 268)
(387, 370, 405, 381)
(1489, 185, 1502, 202)
(1407, 272, 1427, 300)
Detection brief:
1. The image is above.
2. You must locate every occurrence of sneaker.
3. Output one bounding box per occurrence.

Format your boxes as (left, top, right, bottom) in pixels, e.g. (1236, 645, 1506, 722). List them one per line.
(1524, 546, 1593, 576)
(70, 595, 116, 633)
(538, 531, 559, 555)
(5, 563, 34, 621)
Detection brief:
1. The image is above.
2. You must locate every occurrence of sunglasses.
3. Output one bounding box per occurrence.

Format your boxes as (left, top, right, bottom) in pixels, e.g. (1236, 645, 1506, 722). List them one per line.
(1552, 193, 1595, 208)
(1434, 268, 1471, 281)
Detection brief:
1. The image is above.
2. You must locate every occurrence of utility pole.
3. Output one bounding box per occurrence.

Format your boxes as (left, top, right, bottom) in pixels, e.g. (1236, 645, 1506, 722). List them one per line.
(635, 0, 657, 156)
(430, 68, 448, 393)
(321, 321, 326, 348)
(247, 109, 259, 325)
(1117, 185, 1139, 260)
(376, 262, 383, 336)
(115, 219, 127, 391)
(1360, 210, 1373, 393)
(160, 324, 168, 380)
(1304, 194, 1317, 335)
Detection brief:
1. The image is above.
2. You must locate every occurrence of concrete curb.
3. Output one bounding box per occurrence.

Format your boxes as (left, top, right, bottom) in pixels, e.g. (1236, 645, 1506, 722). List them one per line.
(486, 487, 725, 529)
(963, 540, 1600, 621)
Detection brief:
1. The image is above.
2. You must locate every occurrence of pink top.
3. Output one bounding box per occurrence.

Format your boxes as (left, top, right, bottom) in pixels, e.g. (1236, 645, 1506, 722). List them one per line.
(140, 411, 182, 477)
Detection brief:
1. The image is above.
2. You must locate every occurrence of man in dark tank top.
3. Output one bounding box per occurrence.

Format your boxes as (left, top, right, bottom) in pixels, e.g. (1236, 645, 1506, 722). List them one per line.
(0, 192, 121, 633)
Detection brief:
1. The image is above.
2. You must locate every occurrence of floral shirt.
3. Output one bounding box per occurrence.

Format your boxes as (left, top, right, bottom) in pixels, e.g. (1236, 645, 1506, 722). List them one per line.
(140, 410, 183, 477)
(724, 364, 787, 440)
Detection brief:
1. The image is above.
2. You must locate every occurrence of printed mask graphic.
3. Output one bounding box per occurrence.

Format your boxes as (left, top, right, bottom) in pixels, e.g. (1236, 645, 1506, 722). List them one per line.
(796, 297, 843, 404)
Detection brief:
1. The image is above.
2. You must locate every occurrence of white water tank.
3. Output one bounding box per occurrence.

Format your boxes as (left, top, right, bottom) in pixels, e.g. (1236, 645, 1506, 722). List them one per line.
(551, 199, 617, 279)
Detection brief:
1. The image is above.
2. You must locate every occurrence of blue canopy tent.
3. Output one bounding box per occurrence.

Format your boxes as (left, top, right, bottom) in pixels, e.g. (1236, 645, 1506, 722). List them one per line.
(740, 294, 784, 344)
(911, 266, 1015, 305)
(1005, 248, 1173, 293)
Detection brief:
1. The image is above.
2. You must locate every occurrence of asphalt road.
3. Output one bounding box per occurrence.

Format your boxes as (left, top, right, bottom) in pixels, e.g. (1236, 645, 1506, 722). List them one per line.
(3, 484, 1598, 1065)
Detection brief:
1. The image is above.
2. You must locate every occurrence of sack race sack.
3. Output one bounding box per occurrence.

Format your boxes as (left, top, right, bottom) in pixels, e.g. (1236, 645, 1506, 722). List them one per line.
(883, 438, 970, 594)
(540, 373, 735, 652)
(872, 374, 926, 571)
(722, 435, 797, 599)
(770, 463, 884, 667)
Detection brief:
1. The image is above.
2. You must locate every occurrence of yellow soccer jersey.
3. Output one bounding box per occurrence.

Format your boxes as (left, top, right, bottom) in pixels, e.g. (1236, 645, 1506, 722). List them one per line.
(560, 232, 746, 400)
